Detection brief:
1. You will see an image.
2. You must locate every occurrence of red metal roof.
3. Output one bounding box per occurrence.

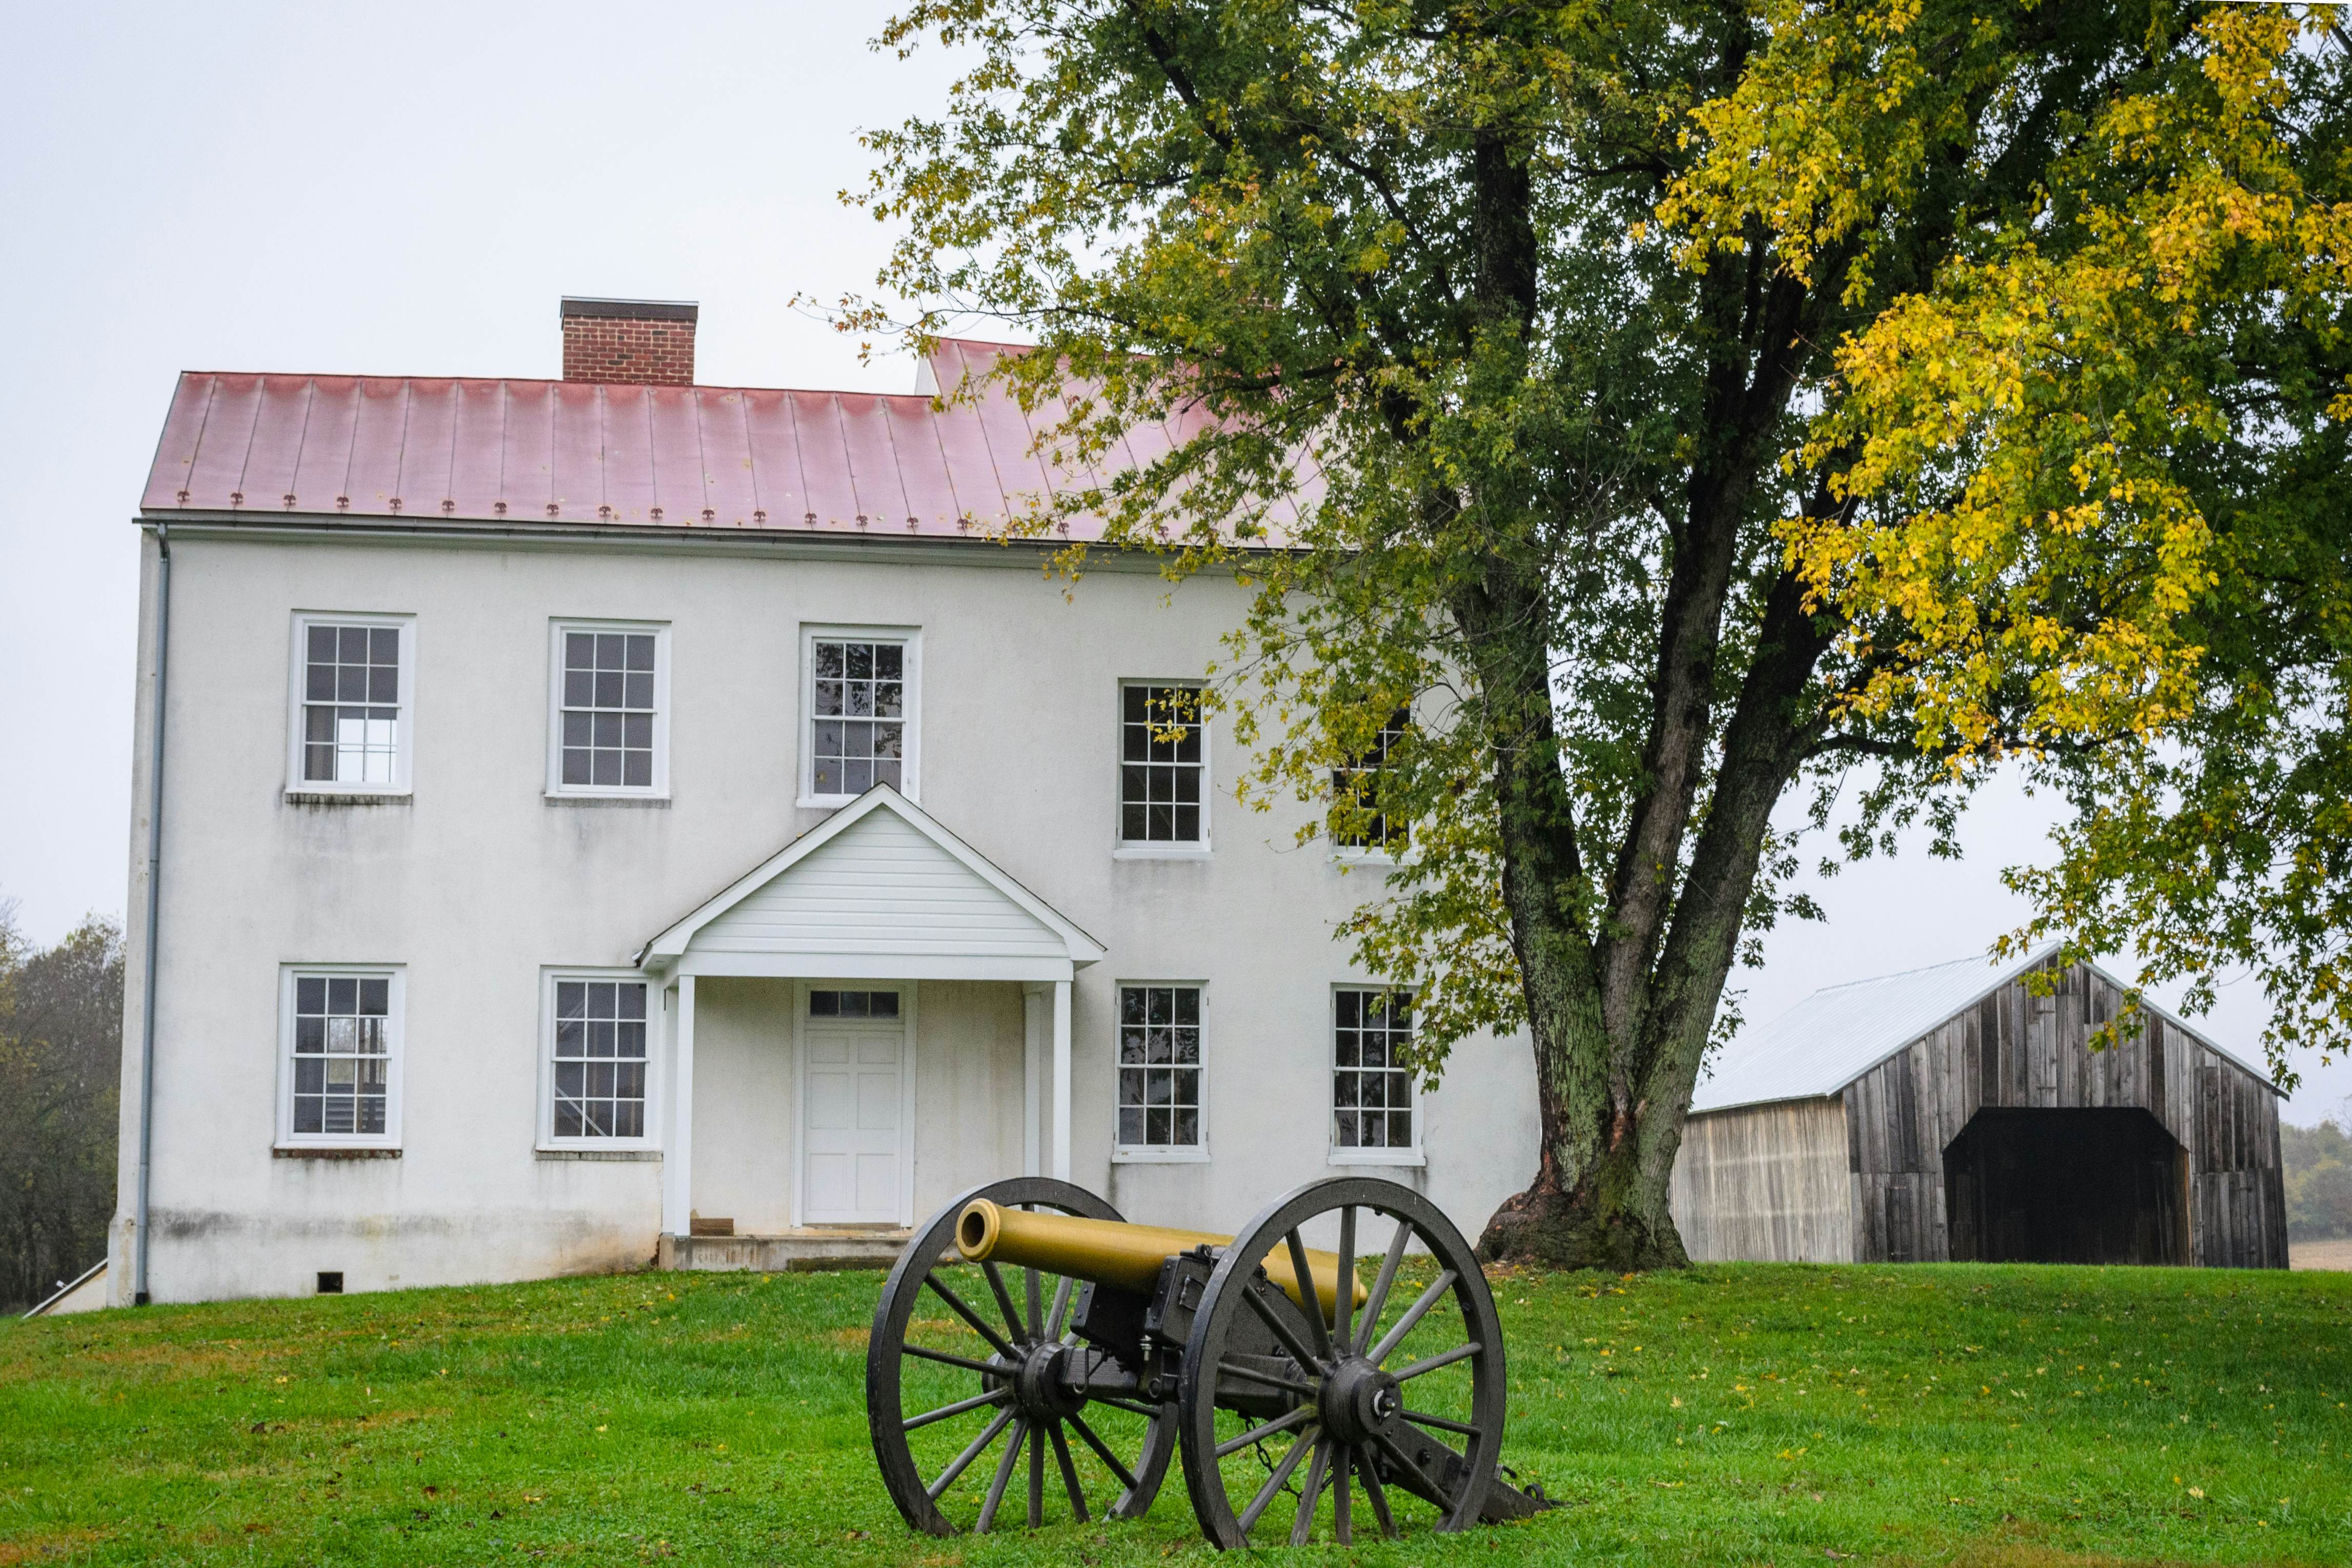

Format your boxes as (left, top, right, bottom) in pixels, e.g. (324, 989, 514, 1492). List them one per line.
(141, 337, 1312, 541)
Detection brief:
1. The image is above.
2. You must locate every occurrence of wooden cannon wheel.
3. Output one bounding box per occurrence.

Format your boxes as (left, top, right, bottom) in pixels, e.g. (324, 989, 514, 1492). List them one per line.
(865, 1177, 1178, 1536)
(1175, 1177, 1507, 1548)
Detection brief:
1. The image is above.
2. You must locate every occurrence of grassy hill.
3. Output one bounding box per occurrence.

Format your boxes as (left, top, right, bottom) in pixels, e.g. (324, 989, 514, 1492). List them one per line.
(3, 1260, 2347, 1565)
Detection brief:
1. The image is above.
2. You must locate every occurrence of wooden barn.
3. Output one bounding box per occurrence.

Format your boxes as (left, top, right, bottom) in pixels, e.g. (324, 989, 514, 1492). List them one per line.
(1670, 948, 2286, 1268)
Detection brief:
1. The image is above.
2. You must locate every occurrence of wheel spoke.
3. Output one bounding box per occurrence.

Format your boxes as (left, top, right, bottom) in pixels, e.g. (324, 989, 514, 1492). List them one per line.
(1047, 1274, 1076, 1341)
(1048, 1420, 1090, 1523)
(1214, 1403, 1314, 1458)
(1090, 1395, 1162, 1418)
(1392, 1340, 1481, 1383)
(1216, 1359, 1318, 1398)
(923, 1274, 1017, 1360)
(1238, 1422, 1317, 1537)
(980, 1260, 1027, 1342)
(1028, 1407, 1046, 1526)
(902, 1342, 1005, 1378)
(902, 1387, 1009, 1433)
(1366, 1270, 1456, 1365)
(1360, 1452, 1398, 1538)
(1373, 1426, 1452, 1512)
(1289, 1437, 1332, 1545)
(1285, 1228, 1331, 1357)
(1242, 1278, 1326, 1372)
(1356, 1216, 1415, 1356)
(975, 1418, 1026, 1532)
(1334, 1443, 1353, 1544)
(1399, 1405, 1481, 1436)
(1066, 1413, 1139, 1494)
(1334, 1205, 1356, 1353)
(926, 1406, 1016, 1501)
(1025, 1264, 1044, 1341)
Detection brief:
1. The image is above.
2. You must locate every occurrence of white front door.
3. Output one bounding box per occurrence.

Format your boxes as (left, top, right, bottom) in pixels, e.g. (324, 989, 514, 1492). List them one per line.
(801, 987, 908, 1225)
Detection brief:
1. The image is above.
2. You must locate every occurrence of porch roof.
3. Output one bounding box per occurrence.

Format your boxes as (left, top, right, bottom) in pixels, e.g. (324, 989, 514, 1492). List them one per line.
(633, 786, 1104, 982)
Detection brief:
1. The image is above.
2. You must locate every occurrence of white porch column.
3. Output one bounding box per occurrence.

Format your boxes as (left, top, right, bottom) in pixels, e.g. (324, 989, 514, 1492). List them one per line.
(1051, 978, 1073, 1182)
(662, 974, 696, 1235)
(1021, 983, 1048, 1178)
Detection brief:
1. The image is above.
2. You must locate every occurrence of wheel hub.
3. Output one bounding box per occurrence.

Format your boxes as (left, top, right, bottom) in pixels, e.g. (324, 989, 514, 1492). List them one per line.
(1316, 1354, 1399, 1446)
(1010, 1339, 1089, 1420)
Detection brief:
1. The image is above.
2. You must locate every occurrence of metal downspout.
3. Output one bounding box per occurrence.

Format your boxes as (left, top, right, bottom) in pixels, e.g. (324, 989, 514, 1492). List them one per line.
(132, 523, 170, 1306)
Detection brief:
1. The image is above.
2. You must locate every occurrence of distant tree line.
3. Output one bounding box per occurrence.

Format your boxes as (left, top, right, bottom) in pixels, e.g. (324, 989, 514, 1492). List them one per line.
(2284, 1116, 2352, 1242)
(0, 903, 122, 1312)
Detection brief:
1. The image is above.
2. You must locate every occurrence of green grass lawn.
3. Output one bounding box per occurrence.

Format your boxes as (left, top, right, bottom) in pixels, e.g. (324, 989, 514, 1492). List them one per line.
(2, 1260, 2347, 1566)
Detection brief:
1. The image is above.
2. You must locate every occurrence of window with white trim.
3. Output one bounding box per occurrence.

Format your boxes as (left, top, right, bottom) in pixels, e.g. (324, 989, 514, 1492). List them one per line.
(804, 629, 918, 800)
(279, 967, 403, 1146)
(290, 616, 413, 792)
(1333, 988, 1415, 1153)
(1331, 709, 1411, 852)
(549, 622, 669, 795)
(1119, 683, 1206, 845)
(1116, 984, 1203, 1151)
(547, 976, 652, 1140)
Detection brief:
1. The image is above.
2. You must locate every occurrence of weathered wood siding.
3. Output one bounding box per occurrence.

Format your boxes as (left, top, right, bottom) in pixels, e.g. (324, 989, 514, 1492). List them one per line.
(2193, 1045, 2289, 1268)
(1670, 1099, 1855, 1263)
(1835, 962, 2285, 1269)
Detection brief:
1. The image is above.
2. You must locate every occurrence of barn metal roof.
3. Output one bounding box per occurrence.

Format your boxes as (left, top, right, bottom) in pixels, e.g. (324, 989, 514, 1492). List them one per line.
(138, 337, 1314, 540)
(1692, 945, 2278, 1114)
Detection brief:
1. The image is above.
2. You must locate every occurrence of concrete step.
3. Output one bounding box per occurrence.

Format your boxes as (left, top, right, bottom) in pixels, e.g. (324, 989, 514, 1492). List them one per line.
(658, 1229, 913, 1273)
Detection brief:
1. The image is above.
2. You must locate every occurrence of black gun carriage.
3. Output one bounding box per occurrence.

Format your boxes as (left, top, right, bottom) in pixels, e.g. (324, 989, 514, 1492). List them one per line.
(866, 1174, 1553, 1547)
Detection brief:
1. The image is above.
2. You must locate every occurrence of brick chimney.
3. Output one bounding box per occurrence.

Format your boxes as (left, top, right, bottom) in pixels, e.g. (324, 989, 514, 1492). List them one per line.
(560, 297, 698, 385)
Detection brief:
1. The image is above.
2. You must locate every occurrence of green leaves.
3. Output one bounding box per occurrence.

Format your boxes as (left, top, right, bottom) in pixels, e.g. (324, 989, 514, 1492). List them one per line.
(1679, 5, 2352, 1073)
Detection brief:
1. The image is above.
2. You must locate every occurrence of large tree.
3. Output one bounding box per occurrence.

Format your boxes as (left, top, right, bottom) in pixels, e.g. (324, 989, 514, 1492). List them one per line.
(855, 1, 2349, 1267)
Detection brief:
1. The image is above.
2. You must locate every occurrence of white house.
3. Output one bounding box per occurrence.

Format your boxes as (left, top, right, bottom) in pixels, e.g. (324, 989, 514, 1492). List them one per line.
(108, 297, 1542, 1304)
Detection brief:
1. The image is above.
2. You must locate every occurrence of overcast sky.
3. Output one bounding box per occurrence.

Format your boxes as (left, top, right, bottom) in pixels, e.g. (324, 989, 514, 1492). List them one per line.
(4, 1, 2345, 1125)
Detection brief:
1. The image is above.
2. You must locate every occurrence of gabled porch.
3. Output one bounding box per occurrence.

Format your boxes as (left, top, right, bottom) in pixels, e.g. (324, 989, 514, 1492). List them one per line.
(633, 787, 1103, 1268)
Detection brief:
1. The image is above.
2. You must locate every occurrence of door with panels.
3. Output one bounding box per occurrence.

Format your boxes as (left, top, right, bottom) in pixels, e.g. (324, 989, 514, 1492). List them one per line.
(801, 986, 910, 1225)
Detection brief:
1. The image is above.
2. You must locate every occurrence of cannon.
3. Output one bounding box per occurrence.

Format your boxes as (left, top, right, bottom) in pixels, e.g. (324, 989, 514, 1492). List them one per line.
(865, 1175, 1554, 1547)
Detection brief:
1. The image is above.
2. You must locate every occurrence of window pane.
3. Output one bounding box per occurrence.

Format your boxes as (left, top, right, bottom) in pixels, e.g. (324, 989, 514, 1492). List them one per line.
(811, 645, 906, 797)
(549, 980, 650, 1140)
(1335, 988, 1413, 1150)
(557, 628, 659, 791)
(290, 971, 395, 1142)
(1117, 986, 1202, 1148)
(1119, 687, 1205, 842)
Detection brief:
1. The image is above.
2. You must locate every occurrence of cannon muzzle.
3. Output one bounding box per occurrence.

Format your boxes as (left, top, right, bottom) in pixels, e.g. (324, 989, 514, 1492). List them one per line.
(955, 1198, 1366, 1321)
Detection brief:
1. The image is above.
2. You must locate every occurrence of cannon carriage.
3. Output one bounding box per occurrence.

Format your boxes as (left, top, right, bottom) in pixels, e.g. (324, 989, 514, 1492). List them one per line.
(865, 1175, 1552, 1548)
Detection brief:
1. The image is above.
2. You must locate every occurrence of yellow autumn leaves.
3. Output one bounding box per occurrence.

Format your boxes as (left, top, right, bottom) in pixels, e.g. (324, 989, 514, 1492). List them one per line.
(1670, 4, 2352, 764)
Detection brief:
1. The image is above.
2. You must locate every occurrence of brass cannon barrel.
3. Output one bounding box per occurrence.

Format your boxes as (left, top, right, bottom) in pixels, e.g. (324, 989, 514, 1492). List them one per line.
(955, 1198, 1367, 1321)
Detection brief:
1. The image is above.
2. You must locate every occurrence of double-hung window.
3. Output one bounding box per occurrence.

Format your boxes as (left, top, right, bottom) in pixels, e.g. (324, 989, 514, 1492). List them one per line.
(1331, 709, 1411, 853)
(549, 622, 669, 796)
(1333, 987, 1418, 1158)
(289, 614, 413, 794)
(1118, 683, 1207, 847)
(1115, 983, 1204, 1156)
(278, 966, 403, 1148)
(803, 628, 919, 802)
(544, 974, 653, 1144)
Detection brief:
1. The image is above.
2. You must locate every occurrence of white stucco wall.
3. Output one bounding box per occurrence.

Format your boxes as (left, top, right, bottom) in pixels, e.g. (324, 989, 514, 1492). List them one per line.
(113, 523, 1541, 1302)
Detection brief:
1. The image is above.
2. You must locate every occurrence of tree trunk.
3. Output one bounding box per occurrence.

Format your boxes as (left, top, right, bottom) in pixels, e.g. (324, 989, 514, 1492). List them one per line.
(1468, 554, 1833, 1272)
